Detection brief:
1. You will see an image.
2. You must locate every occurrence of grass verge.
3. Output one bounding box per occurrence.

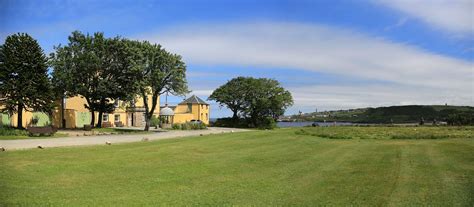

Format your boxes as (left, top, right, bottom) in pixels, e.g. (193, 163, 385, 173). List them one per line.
(0, 127, 473, 206)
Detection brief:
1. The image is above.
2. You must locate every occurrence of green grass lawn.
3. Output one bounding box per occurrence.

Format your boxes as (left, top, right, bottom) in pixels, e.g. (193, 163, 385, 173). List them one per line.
(0, 133, 69, 140)
(1, 127, 473, 206)
(0, 127, 68, 140)
(92, 127, 152, 134)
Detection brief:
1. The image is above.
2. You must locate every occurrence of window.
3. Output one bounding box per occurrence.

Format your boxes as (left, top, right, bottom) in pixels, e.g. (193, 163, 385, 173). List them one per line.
(103, 114, 109, 122)
(201, 105, 203, 109)
(114, 114, 120, 122)
(206, 113, 208, 120)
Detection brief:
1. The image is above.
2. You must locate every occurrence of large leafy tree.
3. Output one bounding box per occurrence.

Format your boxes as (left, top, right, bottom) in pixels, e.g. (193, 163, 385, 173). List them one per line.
(243, 78, 293, 126)
(0, 33, 56, 129)
(209, 77, 293, 128)
(208, 77, 248, 120)
(50, 31, 140, 127)
(128, 40, 188, 131)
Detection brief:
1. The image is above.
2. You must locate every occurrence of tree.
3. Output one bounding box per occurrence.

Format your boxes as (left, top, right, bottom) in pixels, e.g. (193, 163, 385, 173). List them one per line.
(210, 77, 293, 128)
(128, 40, 188, 131)
(50, 31, 140, 127)
(242, 77, 293, 127)
(0, 33, 56, 129)
(208, 77, 248, 120)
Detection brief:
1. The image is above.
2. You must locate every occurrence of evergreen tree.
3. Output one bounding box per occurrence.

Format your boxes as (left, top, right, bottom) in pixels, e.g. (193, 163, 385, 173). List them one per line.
(0, 33, 55, 129)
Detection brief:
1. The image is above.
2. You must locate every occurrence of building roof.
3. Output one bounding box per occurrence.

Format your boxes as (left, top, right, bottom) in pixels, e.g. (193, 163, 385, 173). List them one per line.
(178, 95, 209, 105)
(160, 106, 175, 116)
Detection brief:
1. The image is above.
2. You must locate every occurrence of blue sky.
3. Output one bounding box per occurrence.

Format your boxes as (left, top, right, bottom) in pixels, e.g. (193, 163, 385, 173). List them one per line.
(1, 0, 473, 117)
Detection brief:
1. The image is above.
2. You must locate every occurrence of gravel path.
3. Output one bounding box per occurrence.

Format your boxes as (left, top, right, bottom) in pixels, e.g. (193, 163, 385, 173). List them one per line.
(0, 127, 250, 151)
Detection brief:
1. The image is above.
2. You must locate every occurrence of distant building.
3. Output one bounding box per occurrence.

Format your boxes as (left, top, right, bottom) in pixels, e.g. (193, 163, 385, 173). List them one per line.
(161, 95, 210, 125)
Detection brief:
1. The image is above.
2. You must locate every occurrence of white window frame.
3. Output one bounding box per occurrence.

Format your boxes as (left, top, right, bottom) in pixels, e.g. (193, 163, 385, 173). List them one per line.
(103, 114, 109, 122)
(114, 114, 120, 122)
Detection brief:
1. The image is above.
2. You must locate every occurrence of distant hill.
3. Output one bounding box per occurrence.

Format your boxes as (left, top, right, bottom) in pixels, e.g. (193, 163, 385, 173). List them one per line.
(284, 105, 474, 124)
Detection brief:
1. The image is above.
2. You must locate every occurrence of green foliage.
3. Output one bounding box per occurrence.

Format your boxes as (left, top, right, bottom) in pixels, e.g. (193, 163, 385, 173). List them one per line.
(0, 127, 28, 136)
(172, 123, 181, 130)
(255, 117, 277, 129)
(447, 113, 474, 126)
(208, 77, 248, 119)
(50, 31, 141, 127)
(294, 105, 474, 125)
(209, 77, 293, 129)
(124, 40, 189, 131)
(0, 33, 56, 128)
(172, 122, 207, 130)
(150, 115, 160, 127)
(212, 117, 249, 128)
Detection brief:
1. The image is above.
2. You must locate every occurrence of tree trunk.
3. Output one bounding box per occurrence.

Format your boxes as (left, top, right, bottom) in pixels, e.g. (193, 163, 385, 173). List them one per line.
(97, 111, 103, 128)
(232, 110, 238, 120)
(90, 110, 95, 127)
(17, 104, 24, 129)
(96, 98, 107, 128)
(144, 115, 150, 131)
(86, 98, 95, 128)
(61, 97, 65, 128)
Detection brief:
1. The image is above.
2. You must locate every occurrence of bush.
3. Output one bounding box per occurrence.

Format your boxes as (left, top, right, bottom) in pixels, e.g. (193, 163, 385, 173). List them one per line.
(213, 117, 276, 129)
(150, 116, 160, 127)
(255, 117, 276, 129)
(212, 118, 247, 128)
(172, 122, 207, 130)
(0, 127, 29, 136)
(172, 124, 181, 130)
(447, 113, 474, 126)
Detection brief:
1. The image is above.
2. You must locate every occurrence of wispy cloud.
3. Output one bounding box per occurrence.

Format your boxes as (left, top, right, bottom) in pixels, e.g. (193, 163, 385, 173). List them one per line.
(384, 17, 408, 31)
(142, 22, 472, 90)
(139, 21, 473, 112)
(374, 0, 473, 35)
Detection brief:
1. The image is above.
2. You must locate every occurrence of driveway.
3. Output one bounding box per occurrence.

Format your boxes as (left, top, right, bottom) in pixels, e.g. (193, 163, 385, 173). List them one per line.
(0, 127, 250, 151)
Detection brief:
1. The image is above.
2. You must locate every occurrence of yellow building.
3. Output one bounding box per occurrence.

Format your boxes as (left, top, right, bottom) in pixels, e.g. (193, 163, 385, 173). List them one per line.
(161, 95, 210, 125)
(0, 94, 159, 128)
(1, 94, 210, 128)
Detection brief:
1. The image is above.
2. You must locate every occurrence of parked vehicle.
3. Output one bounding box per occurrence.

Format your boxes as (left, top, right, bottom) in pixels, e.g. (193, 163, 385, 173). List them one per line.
(190, 120, 203, 124)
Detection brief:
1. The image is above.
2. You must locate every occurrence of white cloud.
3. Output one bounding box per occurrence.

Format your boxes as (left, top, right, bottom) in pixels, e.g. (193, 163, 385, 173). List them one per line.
(290, 84, 472, 111)
(384, 17, 408, 31)
(143, 22, 472, 89)
(138, 21, 473, 112)
(374, 0, 473, 34)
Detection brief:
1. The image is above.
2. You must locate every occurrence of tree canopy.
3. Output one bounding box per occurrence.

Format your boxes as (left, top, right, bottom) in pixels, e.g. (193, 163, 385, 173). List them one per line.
(126, 40, 188, 131)
(209, 77, 293, 128)
(0, 33, 55, 129)
(208, 77, 247, 120)
(50, 31, 141, 127)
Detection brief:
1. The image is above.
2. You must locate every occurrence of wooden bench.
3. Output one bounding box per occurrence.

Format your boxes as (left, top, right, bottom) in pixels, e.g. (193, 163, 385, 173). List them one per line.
(83, 124, 93, 131)
(27, 126, 58, 136)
